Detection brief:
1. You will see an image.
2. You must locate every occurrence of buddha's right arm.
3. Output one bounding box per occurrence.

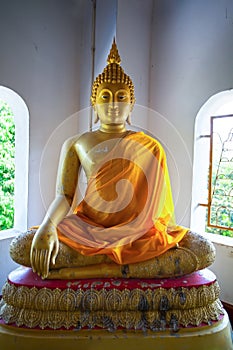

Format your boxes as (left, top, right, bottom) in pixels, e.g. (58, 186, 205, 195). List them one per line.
(30, 136, 80, 278)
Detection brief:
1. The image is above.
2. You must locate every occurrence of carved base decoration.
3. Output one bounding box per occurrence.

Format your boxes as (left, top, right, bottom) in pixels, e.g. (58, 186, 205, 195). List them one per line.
(0, 267, 233, 350)
(0, 267, 224, 330)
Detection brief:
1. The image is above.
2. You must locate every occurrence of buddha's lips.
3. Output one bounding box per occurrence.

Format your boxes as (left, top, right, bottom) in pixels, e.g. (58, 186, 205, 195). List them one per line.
(107, 109, 119, 116)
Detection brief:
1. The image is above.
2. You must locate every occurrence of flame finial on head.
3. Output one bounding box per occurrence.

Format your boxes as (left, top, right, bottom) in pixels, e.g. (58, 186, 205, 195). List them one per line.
(91, 38, 135, 106)
(107, 37, 121, 65)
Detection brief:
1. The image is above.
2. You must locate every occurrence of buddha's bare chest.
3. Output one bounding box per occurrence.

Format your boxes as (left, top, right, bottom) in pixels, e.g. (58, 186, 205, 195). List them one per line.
(75, 137, 118, 178)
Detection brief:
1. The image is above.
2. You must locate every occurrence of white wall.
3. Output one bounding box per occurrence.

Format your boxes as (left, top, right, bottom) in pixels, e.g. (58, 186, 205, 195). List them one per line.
(117, 0, 154, 110)
(94, 0, 117, 79)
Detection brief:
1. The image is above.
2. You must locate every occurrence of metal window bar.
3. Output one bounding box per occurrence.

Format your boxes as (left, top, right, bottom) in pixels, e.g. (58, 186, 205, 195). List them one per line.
(207, 115, 233, 231)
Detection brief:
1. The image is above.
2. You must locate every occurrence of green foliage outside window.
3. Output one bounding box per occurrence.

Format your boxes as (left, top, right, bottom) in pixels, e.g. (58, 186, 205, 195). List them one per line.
(206, 118, 233, 238)
(206, 162, 233, 238)
(0, 99, 15, 230)
(206, 220, 233, 238)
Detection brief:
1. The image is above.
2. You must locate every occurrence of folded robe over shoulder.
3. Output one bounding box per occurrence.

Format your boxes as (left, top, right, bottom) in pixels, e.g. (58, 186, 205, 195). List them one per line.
(57, 132, 188, 265)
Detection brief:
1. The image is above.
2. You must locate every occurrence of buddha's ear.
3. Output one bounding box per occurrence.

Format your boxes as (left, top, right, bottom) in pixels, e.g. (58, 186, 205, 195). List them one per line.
(93, 105, 99, 124)
(94, 114, 99, 124)
(126, 112, 132, 125)
(127, 104, 134, 125)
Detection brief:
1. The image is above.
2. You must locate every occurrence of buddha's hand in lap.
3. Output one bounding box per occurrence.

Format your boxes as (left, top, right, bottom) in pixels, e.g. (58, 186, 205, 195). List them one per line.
(30, 222, 59, 279)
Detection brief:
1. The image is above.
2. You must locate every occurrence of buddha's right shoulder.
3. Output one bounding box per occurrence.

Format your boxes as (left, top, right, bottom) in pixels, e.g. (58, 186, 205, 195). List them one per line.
(62, 132, 93, 148)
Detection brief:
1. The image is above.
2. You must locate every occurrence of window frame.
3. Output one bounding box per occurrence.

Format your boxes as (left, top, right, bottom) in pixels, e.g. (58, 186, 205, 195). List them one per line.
(191, 90, 233, 247)
(0, 86, 29, 240)
(208, 115, 233, 232)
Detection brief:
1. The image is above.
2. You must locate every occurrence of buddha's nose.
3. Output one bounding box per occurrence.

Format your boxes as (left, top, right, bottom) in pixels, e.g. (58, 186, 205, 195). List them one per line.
(109, 101, 118, 109)
(108, 102, 119, 115)
(112, 94, 119, 104)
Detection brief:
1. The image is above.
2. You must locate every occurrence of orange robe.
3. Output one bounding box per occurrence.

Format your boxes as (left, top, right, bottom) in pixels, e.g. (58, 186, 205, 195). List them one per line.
(57, 132, 188, 264)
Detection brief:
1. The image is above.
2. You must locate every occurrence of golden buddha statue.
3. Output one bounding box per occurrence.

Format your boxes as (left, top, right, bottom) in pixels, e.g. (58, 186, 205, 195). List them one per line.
(10, 39, 215, 280)
(2, 39, 232, 350)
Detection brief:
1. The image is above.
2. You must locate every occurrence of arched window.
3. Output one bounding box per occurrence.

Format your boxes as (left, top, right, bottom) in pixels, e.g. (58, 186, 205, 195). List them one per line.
(191, 89, 233, 244)
(0, 86, 29, 237)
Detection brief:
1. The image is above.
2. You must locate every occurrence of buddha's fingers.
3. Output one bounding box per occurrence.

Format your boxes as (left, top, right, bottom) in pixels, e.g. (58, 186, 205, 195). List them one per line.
(30, 248, 35, 272)
(41, 250, 50, 279)
(38, 250, 44, 277)
(51, 239, 59, 265)
(31, 249, 39, 274)
(30, 249, 48, 278)
(30, 246, 56, 279)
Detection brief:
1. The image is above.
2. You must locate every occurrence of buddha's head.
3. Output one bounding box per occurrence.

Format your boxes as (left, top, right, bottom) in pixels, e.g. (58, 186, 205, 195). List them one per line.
(91, 38, 135, 125)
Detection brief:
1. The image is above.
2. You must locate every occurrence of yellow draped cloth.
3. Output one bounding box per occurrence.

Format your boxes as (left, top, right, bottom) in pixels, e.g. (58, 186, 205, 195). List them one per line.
(57, 132, 188, 264)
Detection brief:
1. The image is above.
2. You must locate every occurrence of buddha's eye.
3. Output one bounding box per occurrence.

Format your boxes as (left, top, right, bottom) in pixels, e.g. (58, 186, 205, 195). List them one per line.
(101, 93, 110, 100)
(117, 90, 130, 101)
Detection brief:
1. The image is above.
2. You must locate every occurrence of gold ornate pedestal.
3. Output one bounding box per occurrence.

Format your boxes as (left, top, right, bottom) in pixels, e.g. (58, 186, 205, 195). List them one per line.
(0, 267, 232, 350)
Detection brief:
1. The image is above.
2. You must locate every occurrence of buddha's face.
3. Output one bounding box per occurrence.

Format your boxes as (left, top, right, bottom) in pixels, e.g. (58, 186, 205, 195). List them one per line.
(94, 82, 132, 125)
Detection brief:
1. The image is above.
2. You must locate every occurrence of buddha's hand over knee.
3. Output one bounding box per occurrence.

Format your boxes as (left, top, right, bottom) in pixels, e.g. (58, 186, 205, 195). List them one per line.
(30, 223, 59, 279)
